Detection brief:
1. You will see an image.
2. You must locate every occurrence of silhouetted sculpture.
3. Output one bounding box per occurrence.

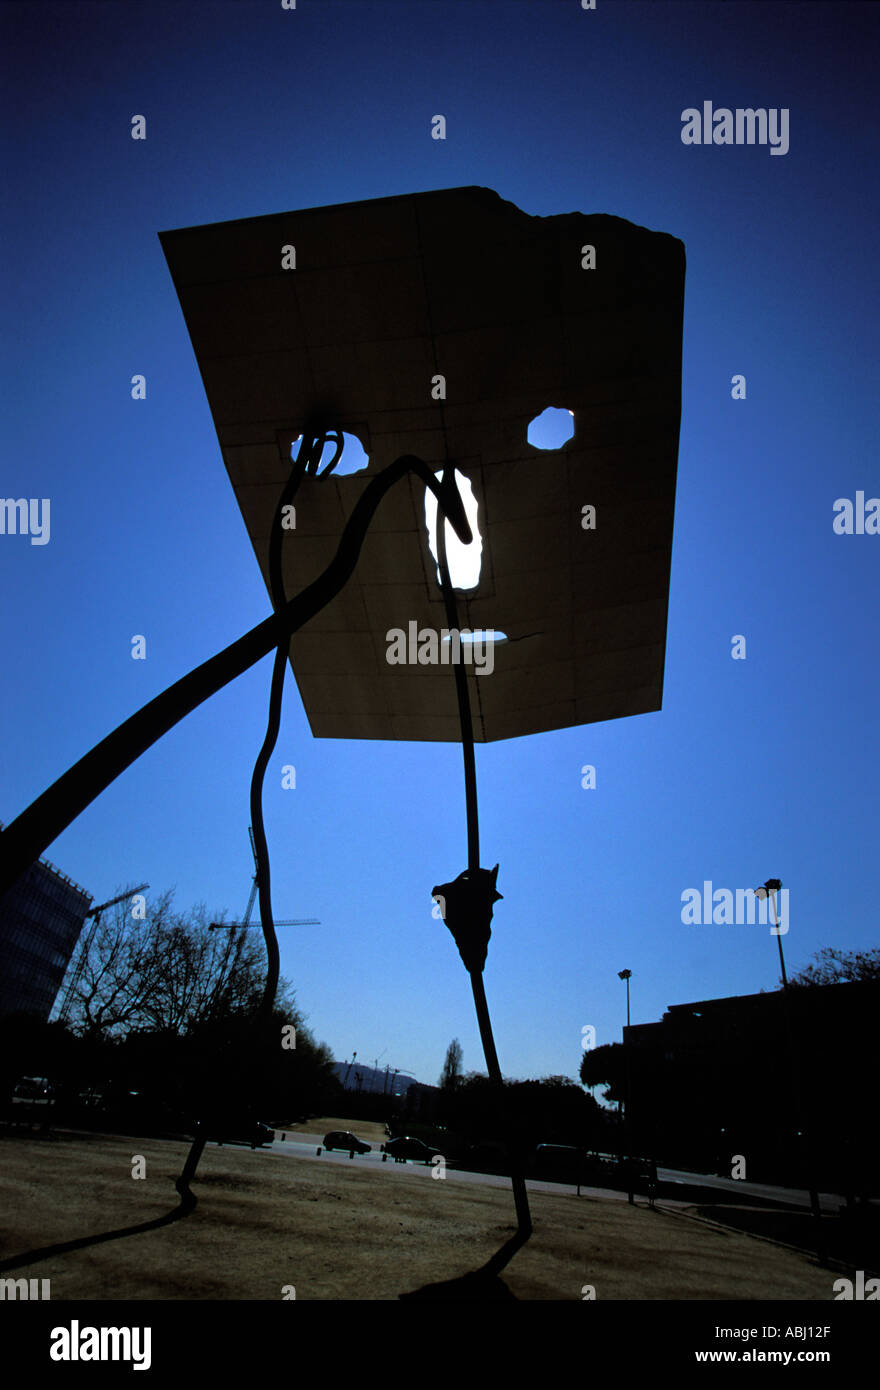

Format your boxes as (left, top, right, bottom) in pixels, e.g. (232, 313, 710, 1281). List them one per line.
(0, 188, 685, 1264)
(432, 866, 502, 975)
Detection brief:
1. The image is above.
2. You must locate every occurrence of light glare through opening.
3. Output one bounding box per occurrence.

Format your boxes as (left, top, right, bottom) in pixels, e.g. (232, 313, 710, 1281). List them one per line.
(424, 469, 483, 590)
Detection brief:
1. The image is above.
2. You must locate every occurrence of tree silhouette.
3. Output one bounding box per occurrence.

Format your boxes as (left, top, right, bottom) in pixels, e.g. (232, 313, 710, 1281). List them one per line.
(788, 945, 880, 987)
(66, 889, 295, 1039)
(439, 1038, 463, 1090)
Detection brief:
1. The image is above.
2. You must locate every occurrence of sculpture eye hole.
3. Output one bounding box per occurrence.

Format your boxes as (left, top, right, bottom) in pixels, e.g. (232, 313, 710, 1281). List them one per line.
(527, 407, 575, 449)
(290, 431, 370, 475)
(424, 469, 483, 590)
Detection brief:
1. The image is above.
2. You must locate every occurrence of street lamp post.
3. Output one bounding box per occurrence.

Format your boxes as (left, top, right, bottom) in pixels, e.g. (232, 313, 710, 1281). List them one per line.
(754, 877, 825, 1262)
(619, 968, 632, 1028)
(618, 969, 634, 1205)
(755, 878, 788, 987)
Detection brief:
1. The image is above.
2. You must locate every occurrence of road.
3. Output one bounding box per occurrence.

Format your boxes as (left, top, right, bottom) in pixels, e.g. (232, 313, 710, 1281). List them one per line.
(230, 1130, 855, 1212)
(656, 1165, 848, 1214)
(252, 1131, 613, 1199)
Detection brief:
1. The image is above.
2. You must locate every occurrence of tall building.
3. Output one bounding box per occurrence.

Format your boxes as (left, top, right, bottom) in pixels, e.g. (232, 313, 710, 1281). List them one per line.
(618, 981, 879, 1190)
(0, 830, 92, 1021)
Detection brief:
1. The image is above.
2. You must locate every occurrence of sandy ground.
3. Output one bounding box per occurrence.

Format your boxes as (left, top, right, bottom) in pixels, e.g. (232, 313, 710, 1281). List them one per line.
(0, 1130, 841, 1300)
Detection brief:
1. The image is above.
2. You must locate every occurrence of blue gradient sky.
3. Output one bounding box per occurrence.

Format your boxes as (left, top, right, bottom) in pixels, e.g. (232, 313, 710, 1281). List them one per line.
(2, 1, 877, 1091)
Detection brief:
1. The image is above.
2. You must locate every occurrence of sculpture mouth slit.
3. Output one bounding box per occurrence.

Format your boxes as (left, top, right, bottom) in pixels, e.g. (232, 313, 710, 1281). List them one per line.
(442, 631, 508, 646)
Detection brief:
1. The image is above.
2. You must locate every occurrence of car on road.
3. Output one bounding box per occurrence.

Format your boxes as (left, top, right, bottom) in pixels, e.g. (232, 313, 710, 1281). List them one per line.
(208, 1118, 275, 1148)
(10, 1076, 56, 1107)
(533, 1143, 591, 1182)
(4, 1076, 57, 1123)
(381, 1136, 442, 1164)
(533, 1144, 620, 1184)
(460, 1140, 509, 1175)
(323, 1130, 371, 1154)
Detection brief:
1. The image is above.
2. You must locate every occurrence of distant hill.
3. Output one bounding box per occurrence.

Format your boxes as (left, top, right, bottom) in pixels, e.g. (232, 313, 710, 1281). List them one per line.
(332, 1062, 433, 1098)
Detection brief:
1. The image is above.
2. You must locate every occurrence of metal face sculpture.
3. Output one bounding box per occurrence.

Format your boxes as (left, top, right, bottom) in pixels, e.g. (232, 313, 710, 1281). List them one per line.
(1, 189, 684, 1251)
(159, 186, 685, 745)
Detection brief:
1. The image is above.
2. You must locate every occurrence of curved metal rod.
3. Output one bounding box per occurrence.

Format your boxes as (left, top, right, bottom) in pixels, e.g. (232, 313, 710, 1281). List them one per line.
(435, 465, 480, 874)
(435, 472, 532, 1239)
(251, 429, 330, 1021)
(0, 457, 472, 900)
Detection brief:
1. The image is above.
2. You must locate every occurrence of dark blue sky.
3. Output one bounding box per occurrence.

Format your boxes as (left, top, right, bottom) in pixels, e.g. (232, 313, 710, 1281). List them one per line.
(2, 1, 877, 1090)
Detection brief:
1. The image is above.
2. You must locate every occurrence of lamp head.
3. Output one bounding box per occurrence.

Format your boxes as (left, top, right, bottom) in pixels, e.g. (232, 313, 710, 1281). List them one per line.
(754, 878, 782, 899)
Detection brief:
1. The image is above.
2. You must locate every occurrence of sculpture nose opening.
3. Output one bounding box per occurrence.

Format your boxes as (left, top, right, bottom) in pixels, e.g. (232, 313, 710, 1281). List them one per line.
(424, 468, 483, 590)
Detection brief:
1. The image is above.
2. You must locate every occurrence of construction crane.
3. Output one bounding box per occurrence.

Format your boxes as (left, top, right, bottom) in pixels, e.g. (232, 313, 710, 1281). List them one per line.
(208, 827, 319, 979)
(55, 883, 149, 1024)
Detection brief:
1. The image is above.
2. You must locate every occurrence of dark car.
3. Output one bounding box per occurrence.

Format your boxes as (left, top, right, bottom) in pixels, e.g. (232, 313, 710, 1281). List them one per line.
(533, 1143, 589, 1181)
(381, 1136, 442, 1163)
(461, 1140, 509, 1175)
(11, 1076, 56, 1107)
(208, 1118, 275, 1148)
(5, 1076, 56, 1123)
(323, 1130, 371, 1154)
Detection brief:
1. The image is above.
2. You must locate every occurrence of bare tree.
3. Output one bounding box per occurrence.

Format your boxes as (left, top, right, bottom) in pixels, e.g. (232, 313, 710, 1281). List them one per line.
(67, 889, 294, 1038)
(68, 889, 171, 1038)
(788, 945, 880, 988)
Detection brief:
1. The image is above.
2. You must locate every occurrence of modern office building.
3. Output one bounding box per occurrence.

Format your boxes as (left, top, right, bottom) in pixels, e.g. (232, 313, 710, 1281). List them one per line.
(616, 981, 880, 1190)
(0, 829, 92, 1020)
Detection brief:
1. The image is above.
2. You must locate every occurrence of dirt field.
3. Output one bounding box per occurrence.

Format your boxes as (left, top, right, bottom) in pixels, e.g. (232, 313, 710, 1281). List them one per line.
(0, 1130, 840, 1300)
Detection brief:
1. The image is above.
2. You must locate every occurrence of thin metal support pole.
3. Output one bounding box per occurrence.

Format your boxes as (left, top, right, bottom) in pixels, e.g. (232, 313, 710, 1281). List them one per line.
(771, 891, 825, 1263)
(469, 971, 532, 1235)
(175, 1125, 206, 1205)
(436, 474, 532, 1238)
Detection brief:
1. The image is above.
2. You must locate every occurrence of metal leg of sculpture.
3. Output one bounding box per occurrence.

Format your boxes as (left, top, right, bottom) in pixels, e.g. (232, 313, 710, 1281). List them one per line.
(0, 448, 473, 1210)
(436, 474, 533, 1240)
(0, 453, 471, 900)
(469, 970, 532, 1237)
